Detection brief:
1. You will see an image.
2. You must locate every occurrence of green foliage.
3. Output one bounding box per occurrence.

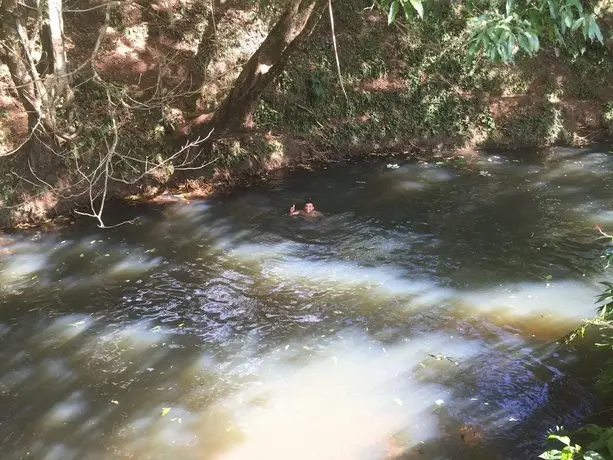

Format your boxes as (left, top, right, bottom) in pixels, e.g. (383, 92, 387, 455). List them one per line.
(539, 434, 585, 460)
(582, 425, 613, 457)
(540, 427, 613, 460)
(256, 0, 607, 150)
(487, 101, 567, 147)
(543, 229, 613, 460)
(382, 0, 425, 23)
(381, 0, 604, 63)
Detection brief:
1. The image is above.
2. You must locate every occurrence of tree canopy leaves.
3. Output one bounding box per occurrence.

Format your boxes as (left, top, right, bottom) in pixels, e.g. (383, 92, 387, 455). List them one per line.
(380, 0, 604, 62)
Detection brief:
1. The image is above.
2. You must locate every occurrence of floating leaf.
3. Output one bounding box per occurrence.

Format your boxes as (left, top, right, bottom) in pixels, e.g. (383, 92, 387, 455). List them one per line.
(161, 407, 171, 416)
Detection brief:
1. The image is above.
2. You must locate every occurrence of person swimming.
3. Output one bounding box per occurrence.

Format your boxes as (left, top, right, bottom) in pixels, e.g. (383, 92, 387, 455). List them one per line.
(289, 198, 322, 217)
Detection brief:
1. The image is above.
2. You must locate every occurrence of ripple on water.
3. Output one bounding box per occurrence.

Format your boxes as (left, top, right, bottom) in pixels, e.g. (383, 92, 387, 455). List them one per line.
(1, 149, 612, 459)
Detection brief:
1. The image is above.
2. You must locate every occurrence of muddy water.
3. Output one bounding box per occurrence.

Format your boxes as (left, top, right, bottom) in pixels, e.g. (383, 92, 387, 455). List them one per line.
(1, 147, 612, 460)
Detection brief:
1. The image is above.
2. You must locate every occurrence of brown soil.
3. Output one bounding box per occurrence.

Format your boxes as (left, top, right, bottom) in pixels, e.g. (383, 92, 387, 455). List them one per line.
(359, 75, 407, 92)
(0, 65, 28, 154)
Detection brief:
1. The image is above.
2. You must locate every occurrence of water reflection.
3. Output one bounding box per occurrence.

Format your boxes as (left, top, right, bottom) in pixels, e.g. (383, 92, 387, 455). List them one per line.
(1, 147, 612, 459)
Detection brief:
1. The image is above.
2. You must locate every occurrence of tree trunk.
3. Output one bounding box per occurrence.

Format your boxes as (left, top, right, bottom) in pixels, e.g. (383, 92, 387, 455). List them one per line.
(46, 0, 73, 108)
(0, 0, 73, 137)
(189, 0, 327, 139)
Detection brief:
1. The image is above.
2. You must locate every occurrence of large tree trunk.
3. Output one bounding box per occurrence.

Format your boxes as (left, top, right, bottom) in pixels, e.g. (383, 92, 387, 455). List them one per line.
(189, 0, 327, 139)
(46, 0, 74, 113)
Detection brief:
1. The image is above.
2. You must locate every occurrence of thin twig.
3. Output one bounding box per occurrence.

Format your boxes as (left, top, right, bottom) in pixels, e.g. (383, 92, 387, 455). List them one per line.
(596, 225, 613, 240)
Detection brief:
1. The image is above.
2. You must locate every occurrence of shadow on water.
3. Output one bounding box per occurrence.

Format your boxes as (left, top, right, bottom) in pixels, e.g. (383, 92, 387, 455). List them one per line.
(1, 147, 613, 459)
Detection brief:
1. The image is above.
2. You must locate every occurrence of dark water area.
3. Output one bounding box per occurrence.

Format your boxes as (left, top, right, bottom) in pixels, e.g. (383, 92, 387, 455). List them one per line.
(1, 146, 613, 459)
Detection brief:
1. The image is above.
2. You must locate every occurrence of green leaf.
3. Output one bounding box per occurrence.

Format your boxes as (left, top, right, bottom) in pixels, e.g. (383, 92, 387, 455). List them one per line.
(583, 452, 606, 460)
(508, 35, 516, 54)
(409, 0, 424, 18)
(593, 22, 604, 44)
(388, 0, 399, 25)
(518, 33, 531, 53)
(468, 40, 480, 57)
(402, 2, 414, 20)
(539, 450, 562, 460)
(571, 17, 583, 30)
(563, 13, 572, 30)
(549, 435, 571, 446)
(560, 446, 575, 460)
(547, 0, 557, 19)
(161, 407, 172, 416)
(568, 0, 583, 14)
(524, 31, 540, 53)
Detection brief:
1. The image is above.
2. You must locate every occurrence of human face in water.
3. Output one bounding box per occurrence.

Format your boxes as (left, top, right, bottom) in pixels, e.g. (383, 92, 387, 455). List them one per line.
(304, 202, 315, 213)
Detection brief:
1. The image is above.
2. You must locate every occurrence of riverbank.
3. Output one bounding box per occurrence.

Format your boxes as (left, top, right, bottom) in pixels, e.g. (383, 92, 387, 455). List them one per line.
(1, 0, 612, 230)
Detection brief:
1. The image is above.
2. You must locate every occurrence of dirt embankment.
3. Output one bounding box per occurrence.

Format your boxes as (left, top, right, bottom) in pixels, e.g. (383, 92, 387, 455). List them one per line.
(1, 0, 612, 230)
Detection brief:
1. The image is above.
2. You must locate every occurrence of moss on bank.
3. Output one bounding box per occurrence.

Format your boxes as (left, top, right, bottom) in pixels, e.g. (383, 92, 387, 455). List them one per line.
(255, 0, 612, 153)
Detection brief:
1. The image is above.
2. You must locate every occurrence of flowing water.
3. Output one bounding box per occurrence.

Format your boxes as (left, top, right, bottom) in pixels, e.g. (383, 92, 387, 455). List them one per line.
(2, 147, 613, 460)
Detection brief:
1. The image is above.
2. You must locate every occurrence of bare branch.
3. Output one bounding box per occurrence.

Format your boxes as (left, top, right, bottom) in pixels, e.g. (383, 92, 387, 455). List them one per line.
(596, 225, 613, 240)
(108, 130, 214, 184)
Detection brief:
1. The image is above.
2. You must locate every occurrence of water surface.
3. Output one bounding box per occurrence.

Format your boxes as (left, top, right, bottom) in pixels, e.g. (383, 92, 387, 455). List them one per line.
(1, 147, 612, 459)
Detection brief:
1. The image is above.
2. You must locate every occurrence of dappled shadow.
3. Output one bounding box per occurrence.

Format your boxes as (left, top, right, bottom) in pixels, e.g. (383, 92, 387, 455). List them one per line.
(3, 150, 613, 458)
(0, 304, 604, 459)
(258, 0, 613, 150)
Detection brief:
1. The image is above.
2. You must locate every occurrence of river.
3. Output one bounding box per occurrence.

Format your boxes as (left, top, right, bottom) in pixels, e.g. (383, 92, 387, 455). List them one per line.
(1, 147, 612, 459)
